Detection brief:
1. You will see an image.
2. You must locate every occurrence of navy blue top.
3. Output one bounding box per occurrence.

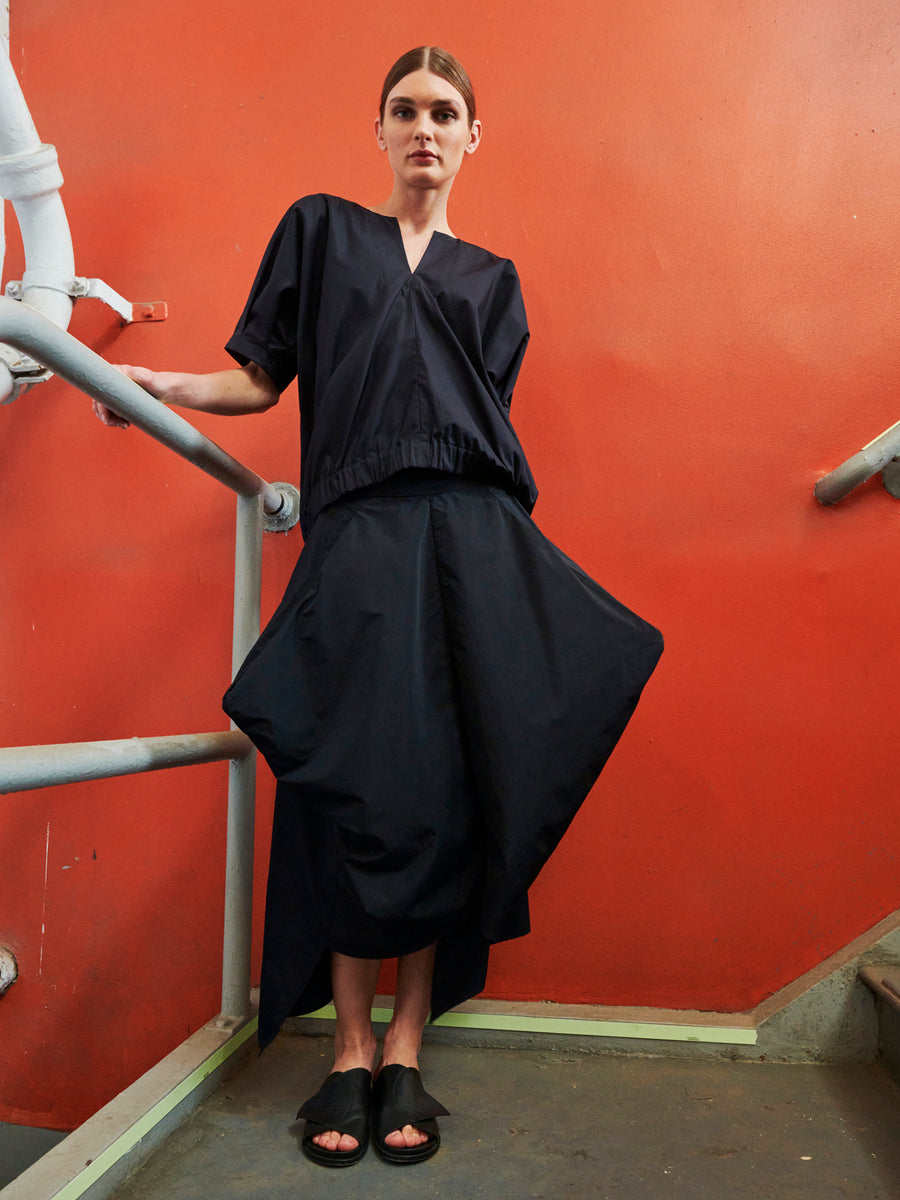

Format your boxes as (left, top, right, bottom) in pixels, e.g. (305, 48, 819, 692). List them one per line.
(226, 194, 538, 534)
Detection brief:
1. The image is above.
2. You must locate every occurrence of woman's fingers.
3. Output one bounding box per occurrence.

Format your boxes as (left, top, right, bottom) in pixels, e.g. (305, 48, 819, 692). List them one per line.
(91, 363, 156, 427)
(113, 363, 153, 388)
(91, 396, 130, 428)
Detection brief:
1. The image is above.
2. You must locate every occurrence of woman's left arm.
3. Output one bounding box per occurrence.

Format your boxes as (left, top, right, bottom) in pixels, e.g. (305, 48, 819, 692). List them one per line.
(92, 361, 280, 427)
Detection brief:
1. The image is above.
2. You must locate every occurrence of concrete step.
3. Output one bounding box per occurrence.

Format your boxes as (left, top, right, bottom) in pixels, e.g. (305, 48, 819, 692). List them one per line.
(860, 964, 900, 1088)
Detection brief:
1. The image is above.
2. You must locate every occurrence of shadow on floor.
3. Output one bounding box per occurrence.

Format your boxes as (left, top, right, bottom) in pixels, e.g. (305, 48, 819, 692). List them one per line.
(0, 1122, 68, 1190)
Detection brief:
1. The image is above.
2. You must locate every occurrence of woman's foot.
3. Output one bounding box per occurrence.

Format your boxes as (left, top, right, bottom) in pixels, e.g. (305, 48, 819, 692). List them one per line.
(371, 1064, 448, 1164)
(380, 1021, 424, 1146)
(309, 1036, 377, 1155)
(377, 1039, 432, 1148)
(298, 1066, 373, 1167)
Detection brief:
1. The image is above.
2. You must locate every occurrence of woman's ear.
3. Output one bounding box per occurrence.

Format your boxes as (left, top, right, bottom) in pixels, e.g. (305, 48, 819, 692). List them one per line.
(375, 117, 387, 150)
(465, 119, 483, 155)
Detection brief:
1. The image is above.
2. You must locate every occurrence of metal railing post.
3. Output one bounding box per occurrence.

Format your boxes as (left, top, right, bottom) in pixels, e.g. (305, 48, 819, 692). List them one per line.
(0, 297, 302, 1030)
(218, 492, 264, 1024)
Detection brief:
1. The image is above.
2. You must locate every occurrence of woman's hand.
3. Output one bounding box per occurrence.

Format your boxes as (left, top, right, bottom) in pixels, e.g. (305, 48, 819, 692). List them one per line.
(92, 397, 130, 427)
(92, 364, 166, 428)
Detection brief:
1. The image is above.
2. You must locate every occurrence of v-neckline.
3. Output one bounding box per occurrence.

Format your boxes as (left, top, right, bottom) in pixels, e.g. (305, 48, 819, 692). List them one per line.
(401, 230, 435, 275)
(389, 219, 453, 275)
(360, 203, 454, 276)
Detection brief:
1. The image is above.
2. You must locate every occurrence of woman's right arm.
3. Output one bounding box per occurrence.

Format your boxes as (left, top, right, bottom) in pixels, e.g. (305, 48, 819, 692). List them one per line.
(92, 361, 280, 428)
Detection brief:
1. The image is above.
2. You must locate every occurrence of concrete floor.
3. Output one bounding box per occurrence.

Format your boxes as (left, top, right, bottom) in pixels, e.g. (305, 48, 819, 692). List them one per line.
(111, 1033, 900, 1200)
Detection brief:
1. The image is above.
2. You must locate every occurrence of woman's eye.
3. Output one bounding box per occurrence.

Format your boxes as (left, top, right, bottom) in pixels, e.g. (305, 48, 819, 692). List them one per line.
(392, 108, 411, 119)
(435, 111, 456, 122)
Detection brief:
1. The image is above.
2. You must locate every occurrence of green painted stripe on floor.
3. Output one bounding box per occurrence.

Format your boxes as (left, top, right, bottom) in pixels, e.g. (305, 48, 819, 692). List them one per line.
(305, 1005, 758, 1046)
(53, 1017, 259, 1200)
(433, 1010, 759, 1045)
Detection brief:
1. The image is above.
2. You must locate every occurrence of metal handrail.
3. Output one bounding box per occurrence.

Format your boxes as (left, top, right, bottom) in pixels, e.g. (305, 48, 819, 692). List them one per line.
(0, 731, 251, 793)
(0, 295, 284, 512)
(815, 418, 900, 505)
(0, 297, 300, 1024)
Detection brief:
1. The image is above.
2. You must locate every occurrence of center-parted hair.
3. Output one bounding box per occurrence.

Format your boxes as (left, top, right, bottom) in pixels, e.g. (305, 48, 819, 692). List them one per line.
(379, 46, 477, 126)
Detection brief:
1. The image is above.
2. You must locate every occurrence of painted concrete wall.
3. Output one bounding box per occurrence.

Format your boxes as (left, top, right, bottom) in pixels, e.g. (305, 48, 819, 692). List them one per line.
(1, 0, 899, 1129)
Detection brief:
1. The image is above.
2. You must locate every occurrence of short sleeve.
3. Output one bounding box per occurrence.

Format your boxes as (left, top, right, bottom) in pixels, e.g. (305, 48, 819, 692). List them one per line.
(225, 197, 327, 395)
(483, 260, 530, 409)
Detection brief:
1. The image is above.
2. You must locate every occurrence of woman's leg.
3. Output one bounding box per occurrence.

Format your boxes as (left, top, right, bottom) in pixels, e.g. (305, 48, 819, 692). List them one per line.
(380, 943, 437, 1149)
(311, 951, 381, 1154)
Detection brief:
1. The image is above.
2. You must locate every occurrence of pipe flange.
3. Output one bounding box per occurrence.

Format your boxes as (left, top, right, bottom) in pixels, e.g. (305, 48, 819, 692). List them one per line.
(0, 143, 63, 199)
(0, 945, 18, 995)
(882, 458, 900, 499)
(263, 482, 301, 533)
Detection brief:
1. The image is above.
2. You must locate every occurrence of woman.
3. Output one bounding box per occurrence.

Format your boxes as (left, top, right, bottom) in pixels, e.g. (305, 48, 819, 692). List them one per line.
(95, 46, 663, 1167)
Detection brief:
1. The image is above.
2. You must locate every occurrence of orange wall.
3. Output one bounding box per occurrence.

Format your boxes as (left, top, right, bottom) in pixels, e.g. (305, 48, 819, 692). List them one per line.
(2, 0, 899, 1129)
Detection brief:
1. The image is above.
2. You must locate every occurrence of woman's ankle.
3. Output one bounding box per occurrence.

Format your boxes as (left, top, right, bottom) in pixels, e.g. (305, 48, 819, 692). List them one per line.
(380, 1025, 423, 1069)
(332, 1030, 377, 1073)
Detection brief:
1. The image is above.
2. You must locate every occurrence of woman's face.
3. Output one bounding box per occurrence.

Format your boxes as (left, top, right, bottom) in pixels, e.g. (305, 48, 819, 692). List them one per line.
(376, 69, 481, 191)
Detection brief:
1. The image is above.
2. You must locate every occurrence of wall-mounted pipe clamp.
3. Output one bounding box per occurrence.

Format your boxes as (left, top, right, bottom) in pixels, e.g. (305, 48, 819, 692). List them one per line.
(4, 275, 168, 325)
(69, 276, 167, 324)
(0, 945, 17, 995)
(1, 276, 168, 404)
(2, 268, 77, 386)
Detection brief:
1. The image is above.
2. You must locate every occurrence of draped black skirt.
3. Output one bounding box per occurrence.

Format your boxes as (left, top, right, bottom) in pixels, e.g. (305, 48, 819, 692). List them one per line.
(223, 474, 663, 1049)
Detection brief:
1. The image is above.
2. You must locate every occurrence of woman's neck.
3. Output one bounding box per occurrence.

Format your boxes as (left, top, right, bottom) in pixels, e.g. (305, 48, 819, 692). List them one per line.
(371, 183, 454, 238)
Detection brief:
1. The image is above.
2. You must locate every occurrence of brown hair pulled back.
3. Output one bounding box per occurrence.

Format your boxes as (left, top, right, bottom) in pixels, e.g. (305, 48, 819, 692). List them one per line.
(379, 46, 476, 126)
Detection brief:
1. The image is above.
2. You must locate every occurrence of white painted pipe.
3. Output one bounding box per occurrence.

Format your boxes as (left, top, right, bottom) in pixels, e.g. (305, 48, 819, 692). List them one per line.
(15, 187, 75, 326)
(0, 46, 75, 398)
(0, 47, 42, 153)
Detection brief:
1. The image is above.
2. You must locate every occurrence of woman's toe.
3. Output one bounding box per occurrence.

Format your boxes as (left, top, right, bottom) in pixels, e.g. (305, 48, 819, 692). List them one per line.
(384, 1124, 429, 1149)
(313, 1130, 359, 1153)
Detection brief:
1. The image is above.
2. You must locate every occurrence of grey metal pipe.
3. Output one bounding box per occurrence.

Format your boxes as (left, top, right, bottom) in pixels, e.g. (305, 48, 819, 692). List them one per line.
(0, 730, 251, 795)
(0, 296, 283, 511)
(232, 493, 264, 674)
(219, 493, 263, 1023)
(815, 418, 900, 505)
(220, 750, 257, 1026)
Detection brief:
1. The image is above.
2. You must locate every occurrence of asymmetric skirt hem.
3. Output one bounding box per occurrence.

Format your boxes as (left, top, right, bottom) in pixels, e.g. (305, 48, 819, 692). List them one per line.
(223, 477, 663, 1049)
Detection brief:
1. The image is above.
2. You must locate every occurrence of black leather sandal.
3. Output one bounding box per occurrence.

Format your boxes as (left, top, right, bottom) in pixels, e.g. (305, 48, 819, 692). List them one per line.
(296, 1067, 371, 1167)
(371, 1065, 449, 1165)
